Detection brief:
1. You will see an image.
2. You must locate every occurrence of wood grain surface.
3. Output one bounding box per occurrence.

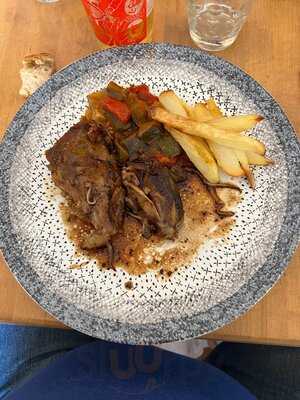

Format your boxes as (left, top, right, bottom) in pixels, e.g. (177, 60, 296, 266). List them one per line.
(0, 0, 299, 344)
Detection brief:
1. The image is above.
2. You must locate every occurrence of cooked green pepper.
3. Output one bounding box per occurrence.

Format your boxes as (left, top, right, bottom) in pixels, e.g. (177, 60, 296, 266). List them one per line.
(107, 81, 126, 101)
(138, 121, 163, 143)
(126, 93, 149, 126)
(123, 135, 147, 160)
(140, 124, 181, 158)
(103, 109, 132, 131)
(156, 133, 182, 157)
(87, 91, 106, 123)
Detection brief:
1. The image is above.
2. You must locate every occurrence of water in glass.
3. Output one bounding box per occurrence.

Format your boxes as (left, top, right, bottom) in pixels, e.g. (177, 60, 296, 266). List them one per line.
(188, 1, 248, 51)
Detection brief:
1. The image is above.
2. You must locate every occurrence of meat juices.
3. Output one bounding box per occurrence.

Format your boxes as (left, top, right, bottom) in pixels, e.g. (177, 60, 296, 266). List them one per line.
(46, 120, 185, 268)
(46, 82, 240, 273)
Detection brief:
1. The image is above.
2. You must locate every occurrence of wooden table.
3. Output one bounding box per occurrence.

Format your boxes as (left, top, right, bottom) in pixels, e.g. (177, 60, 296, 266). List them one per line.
(0, 0, 299, 345)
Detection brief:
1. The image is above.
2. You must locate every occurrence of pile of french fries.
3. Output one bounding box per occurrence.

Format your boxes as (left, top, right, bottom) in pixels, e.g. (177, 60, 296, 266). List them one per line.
(150, 91, 273, 188)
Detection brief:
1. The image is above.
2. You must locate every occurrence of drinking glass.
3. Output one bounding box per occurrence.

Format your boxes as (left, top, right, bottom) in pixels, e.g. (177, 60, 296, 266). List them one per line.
(187, 0, 253, 51)
(81, 0, 153, 47)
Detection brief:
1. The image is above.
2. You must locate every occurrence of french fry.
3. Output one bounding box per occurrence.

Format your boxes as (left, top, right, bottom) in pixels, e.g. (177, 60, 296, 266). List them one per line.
(166, 126, 219, 183)
(235, 149, 255, 188)
(158, 94, 268, 187)
(159, 90, 188, 117)
(246, 151, 273, 166)
(206, 98, 223, 117)
(205, 99, 262, 132)
(189, 102, 212, 122)
(247, 169, 255, 188)
(205, 100, 260, 187)
(159, 90, 211, 122)
(150, 107, 266, 155)
(206, 114, 263, 132)
(208, 142, 244, 177)
(191, 102, 244, 176)
(180, 99, 194, 116)
(234, 148, 249, 169)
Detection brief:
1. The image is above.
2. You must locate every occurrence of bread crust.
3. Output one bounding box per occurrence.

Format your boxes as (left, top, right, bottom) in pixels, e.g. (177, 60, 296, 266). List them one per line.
(19, 53, 55, 97)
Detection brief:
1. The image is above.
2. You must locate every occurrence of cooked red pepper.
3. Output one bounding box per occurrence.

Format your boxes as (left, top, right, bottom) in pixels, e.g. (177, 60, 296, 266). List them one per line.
(102, 96, 131, 124)
(153, 153, 178, 166)
(129, 85, 158, 105)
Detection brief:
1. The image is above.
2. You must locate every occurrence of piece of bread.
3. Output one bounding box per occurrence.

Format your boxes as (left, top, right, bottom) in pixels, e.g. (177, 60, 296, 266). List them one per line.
(19, 53, 55, 97)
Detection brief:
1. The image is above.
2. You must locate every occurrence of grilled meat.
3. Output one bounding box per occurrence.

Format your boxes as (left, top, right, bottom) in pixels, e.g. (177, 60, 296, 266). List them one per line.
(46, 122, 125, 250)
(122, 164, 184, 239)
(46, 116, 185, 257)
(143, 166, 184, 237)
(45, 82, 239, 273)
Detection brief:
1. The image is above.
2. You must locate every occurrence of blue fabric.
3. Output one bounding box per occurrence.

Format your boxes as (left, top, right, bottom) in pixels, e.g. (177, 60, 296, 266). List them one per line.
(207, 342, 300, 399)
(0, 326, 255, 400)
(0, 324, 94, 398)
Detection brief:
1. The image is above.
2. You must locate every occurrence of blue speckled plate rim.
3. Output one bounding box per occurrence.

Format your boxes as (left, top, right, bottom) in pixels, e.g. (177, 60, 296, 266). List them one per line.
(0, 43, 299, 344)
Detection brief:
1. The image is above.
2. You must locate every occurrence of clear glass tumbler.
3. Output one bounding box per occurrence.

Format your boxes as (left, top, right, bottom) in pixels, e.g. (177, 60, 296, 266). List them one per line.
(187, 0, 252, 51)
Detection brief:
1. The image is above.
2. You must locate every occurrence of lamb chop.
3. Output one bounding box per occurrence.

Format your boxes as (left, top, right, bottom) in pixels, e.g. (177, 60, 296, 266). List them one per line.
(46, 121, 125, 252)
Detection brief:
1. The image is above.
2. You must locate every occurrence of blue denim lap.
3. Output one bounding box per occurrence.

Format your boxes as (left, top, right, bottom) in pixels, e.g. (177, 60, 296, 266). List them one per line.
(0, 324, 94, 399)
